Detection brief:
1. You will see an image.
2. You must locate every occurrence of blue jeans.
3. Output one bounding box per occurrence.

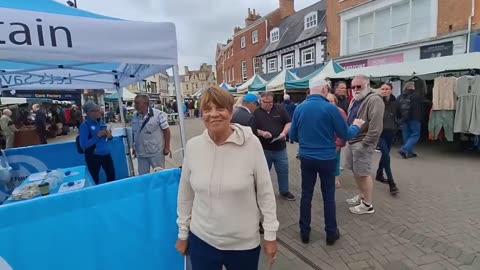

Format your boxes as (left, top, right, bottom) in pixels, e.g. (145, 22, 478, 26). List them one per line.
(264, 149, 289, 194)
(377, 131, 395, 180)
(189, 233, 260, 270)
(299, 157, 337, 239)
(400, 120, 421, 155)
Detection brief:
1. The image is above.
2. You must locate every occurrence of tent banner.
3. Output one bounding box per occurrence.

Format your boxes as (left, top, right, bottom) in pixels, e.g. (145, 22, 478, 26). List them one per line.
(1, 136, 128, 202)
(0, 168, 184, 270)
(0, 7, 178, 65)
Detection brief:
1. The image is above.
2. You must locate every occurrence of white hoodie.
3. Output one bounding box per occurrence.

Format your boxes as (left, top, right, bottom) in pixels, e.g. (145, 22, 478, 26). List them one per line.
(177, 124, 279, 250)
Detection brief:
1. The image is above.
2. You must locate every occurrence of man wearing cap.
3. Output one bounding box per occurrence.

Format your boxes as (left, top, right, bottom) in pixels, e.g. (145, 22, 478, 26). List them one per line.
(231, 93, 258, 135)
(290, 79, 364, 245)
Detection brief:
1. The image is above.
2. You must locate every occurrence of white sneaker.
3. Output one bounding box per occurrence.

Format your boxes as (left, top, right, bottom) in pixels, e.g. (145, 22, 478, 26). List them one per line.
(349, 201, 375, 215)
(346, 195, 362, 205)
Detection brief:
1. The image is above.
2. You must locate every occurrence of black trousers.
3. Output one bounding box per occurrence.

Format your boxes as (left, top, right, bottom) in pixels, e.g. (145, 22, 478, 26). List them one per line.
(37, 129, 48, 144)
(85, 153, 116, 185)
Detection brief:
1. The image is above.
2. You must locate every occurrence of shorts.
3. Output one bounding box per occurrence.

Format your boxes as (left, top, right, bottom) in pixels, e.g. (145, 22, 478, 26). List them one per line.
(344, 142, 375, 177)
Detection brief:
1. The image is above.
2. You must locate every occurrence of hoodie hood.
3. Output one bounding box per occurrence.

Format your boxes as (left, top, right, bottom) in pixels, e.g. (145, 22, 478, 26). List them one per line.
(202, 123, 254, 146)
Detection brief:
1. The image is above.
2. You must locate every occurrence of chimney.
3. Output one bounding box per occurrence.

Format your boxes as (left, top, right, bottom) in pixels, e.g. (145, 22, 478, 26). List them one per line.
(279, 0, 295, 19)
(245, 8, 255, 27)
(184, 66, 189, 74)
(234, 26, 242, 34)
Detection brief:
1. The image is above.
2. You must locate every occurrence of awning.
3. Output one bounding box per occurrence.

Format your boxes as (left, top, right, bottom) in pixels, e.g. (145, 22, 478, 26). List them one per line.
(104, 88, 137, 102)
(219, 82, 237, 93)
(330, 52, 480, 79)
(285, 60, 344, 90)
(265, 70, 300, 92)
(237, 75, 267, 93)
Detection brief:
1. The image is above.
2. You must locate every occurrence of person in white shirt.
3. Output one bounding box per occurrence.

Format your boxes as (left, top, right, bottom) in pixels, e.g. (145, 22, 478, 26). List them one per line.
(175, 86, 279, 270)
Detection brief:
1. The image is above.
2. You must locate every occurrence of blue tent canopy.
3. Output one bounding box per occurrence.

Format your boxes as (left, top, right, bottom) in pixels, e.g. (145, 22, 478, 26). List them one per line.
(219, 82, 237, 93)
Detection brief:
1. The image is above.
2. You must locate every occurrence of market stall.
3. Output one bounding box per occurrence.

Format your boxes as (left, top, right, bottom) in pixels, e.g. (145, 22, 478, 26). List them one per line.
(265, 69, 300, 92)
(236, 74, 267, 93)
(331, 52, 480, 149)
(285, 60, 345, 90)
(0, 0, 185, 269)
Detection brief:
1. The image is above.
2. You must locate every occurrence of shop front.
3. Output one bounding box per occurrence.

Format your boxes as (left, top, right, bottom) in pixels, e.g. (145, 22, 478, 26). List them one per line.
(2, 90, 82, 105)
(337, 35, 467, 71)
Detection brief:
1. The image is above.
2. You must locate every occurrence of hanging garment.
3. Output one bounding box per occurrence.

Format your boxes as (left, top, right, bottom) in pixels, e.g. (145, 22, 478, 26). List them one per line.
(454, 75, 480, 135)
(432, 77, 457, 110)
(428, 110, 455, 141)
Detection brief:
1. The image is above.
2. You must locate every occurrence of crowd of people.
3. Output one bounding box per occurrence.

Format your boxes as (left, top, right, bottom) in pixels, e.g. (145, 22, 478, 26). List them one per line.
(174, 73, 427, 269)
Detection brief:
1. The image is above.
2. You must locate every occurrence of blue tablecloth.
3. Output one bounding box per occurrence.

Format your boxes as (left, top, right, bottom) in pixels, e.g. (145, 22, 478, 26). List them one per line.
(3, 166, 94, 205)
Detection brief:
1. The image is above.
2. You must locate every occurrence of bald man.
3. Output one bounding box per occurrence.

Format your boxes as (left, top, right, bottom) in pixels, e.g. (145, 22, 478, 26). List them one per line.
(0, 109, 17, 149)
(290, 79, 363, 245)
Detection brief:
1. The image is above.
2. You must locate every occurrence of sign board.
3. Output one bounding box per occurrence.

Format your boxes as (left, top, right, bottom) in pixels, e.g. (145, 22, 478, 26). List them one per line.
(420, 41, 454, 59)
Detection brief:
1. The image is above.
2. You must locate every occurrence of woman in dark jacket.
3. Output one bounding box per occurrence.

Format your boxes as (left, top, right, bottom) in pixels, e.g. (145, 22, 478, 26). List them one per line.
(376, 83, 399, 194)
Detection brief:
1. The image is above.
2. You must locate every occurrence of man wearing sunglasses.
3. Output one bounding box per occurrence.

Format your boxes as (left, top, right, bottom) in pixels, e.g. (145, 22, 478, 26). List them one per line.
(344, 75, 385, 215)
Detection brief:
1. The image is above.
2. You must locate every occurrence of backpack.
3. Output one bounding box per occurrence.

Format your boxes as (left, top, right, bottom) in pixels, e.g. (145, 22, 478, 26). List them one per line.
(75, 125, 96, 154)
(398, 93, 412, 121)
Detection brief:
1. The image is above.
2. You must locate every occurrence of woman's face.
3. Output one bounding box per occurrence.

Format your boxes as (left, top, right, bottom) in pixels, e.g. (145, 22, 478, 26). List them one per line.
(202, 102, 232, 134)
(380, 84, 392, 97)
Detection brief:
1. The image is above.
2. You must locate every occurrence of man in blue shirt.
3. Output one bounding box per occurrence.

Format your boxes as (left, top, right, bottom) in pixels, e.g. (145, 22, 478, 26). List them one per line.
(290, 79, 364, 246)
(79, 101, 115, 184)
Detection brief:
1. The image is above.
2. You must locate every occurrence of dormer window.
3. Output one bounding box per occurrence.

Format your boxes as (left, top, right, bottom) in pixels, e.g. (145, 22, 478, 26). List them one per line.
(270, 28, 279, 42)
(305, 12, 318, 29)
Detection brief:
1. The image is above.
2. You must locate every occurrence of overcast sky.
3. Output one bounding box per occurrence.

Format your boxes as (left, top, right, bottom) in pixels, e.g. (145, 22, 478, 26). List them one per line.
(55, 0, 318, 71)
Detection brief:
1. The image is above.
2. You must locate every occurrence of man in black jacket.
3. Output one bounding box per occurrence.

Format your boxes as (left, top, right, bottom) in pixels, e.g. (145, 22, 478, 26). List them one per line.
(231, 93, 258, 135)
(397, 82, 425, 158)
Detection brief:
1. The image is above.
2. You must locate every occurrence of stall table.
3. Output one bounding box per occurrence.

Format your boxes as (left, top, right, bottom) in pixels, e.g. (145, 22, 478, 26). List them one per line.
(14, 126, 40, 147)
(3, 166, 94, 205)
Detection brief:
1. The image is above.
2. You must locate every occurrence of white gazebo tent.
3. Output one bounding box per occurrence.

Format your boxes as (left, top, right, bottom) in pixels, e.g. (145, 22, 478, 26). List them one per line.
(236, 74, 267, 93)
(266, 70, 300, 92)
(104, 88, 137, 102)
(308, 60, 345, 87)
(0, 0, 187, 175)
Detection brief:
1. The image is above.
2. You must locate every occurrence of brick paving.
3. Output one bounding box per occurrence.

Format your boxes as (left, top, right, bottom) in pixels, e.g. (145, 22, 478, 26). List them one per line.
(51, 119, 480, 269)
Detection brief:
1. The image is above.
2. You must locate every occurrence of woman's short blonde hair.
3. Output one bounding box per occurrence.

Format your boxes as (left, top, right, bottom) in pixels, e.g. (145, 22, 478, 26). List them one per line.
(200, 86, 234, 112)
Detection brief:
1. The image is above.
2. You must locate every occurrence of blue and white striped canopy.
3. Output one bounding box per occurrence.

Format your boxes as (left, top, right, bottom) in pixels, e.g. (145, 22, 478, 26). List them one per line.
(0, 0, 178, 90)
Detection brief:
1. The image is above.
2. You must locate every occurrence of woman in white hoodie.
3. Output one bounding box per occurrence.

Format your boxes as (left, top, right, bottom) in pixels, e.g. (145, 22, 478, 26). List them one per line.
(175, 86, 279, 270)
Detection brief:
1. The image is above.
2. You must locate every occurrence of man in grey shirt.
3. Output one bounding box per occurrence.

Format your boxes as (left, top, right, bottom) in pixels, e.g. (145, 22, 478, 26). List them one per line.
(132, 95, 171, 175)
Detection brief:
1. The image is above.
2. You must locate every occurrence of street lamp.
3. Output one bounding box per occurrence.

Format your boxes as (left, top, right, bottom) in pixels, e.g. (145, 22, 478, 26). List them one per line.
(66, 0, 77, 8)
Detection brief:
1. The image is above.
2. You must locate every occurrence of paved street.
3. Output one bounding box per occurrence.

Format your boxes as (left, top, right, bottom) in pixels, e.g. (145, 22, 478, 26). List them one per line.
(50, 119, 480, 270)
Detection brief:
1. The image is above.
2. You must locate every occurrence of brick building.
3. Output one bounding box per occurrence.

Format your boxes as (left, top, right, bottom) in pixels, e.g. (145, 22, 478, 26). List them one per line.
(325, 0, 480, 69)
(215, 0, 295, 86)
(258, 1, 327, 80)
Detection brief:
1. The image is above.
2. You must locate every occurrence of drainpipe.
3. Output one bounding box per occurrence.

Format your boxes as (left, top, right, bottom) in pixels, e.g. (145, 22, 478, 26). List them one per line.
(467, 0, 475, 53)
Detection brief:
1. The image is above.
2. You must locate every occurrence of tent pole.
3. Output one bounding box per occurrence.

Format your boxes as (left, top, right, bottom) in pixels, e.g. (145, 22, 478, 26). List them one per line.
(173, 65, 186, 158)
(114, 80, 135, 177)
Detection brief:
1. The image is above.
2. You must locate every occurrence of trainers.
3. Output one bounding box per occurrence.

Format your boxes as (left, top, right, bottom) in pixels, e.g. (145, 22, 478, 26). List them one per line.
(346, 195, 362, 205)
(349, 201, 375, 215)
(280, 192, 296, 201)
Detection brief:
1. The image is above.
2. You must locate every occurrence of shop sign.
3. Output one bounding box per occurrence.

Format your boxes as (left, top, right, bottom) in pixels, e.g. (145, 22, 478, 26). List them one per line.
(1, 90, 77, 99)
(420, 41, 454, 59)
(367, 53, 404, 66)
(340, 59, 367, 70)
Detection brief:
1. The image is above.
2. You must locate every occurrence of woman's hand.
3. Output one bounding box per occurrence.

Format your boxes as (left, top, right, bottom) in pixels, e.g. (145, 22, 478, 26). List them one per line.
(175, 239, 188, 256)
(264, 240, 277, 268)
(97, 129, 108, 138)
